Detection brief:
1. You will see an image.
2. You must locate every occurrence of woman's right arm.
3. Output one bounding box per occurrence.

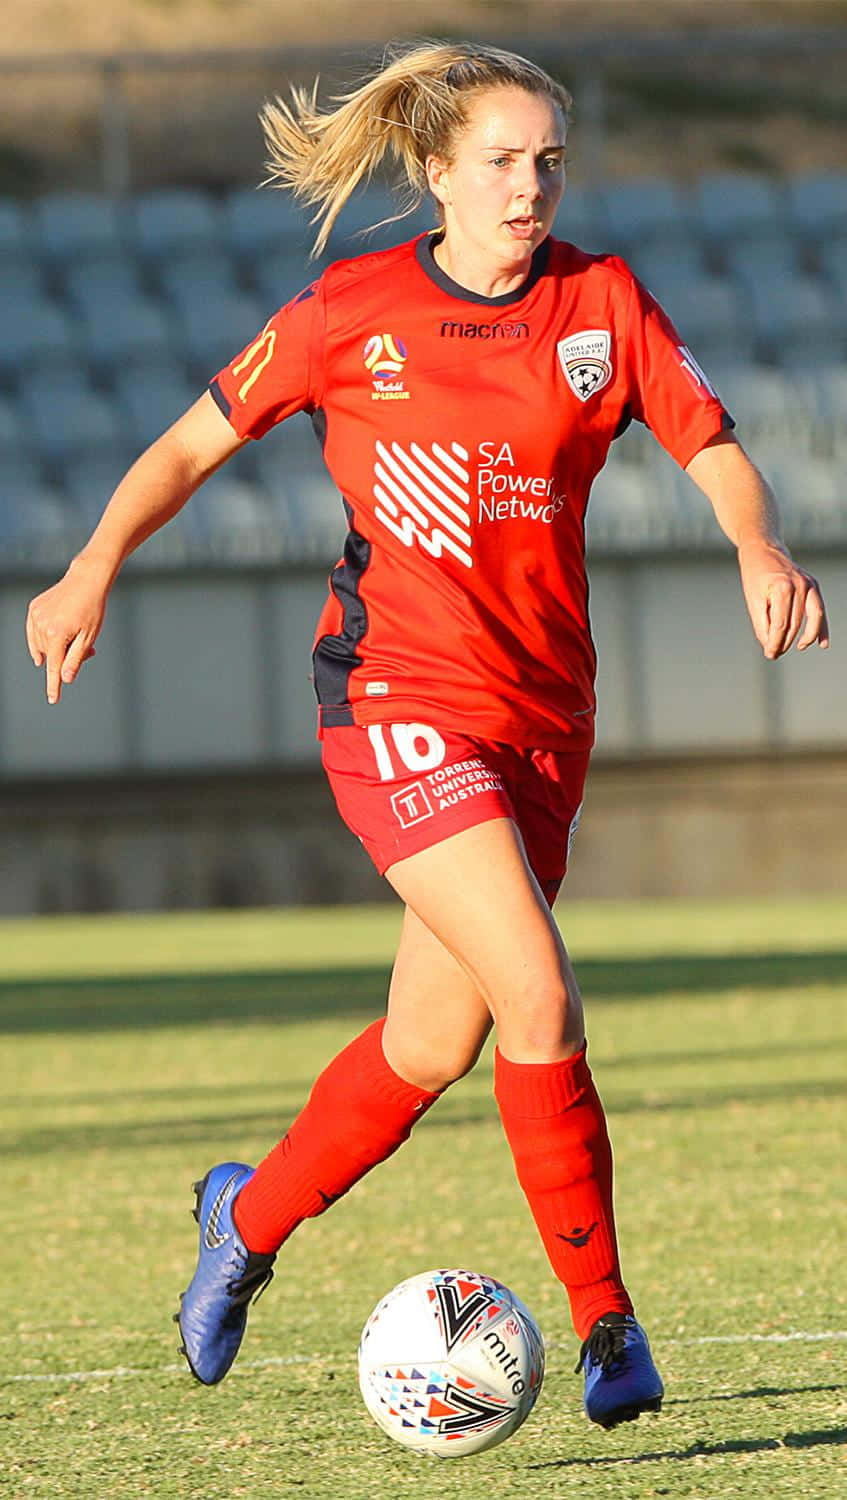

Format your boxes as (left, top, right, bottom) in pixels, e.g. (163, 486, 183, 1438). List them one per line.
(25, 391, 245, 704)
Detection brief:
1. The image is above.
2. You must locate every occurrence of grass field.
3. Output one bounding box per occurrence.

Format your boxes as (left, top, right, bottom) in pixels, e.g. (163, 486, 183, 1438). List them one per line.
(3, 898, 845, 1499)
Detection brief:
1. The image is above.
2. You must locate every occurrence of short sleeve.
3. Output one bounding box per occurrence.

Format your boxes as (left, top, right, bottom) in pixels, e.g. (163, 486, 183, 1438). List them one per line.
(624, 273, 734, 469)
(209, 278, 325, 440)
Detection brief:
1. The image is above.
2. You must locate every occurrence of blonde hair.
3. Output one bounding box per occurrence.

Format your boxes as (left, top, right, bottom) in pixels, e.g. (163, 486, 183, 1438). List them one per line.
(260, 40, 572, 257)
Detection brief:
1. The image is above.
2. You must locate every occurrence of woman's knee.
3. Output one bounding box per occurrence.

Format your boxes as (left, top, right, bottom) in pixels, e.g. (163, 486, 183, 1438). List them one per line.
(493, 971, 585, 1061)
(383, 1019, 491, 1093)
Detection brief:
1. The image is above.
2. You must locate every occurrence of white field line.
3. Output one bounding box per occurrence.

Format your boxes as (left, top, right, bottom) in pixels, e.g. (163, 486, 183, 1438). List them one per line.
(5, 1330, 847, 1386)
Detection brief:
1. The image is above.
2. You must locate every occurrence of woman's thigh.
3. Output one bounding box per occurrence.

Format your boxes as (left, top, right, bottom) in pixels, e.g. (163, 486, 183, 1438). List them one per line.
(383, 905, 493, 1092)
(385, 818, 585, 1062)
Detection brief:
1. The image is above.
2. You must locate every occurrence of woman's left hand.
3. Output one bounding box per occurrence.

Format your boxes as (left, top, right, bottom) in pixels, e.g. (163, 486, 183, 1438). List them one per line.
(737, 539, 829, 659)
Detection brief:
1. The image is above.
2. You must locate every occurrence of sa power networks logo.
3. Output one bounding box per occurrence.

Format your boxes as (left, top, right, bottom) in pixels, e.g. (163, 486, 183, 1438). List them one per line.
(373, 439, 473, 568)
(363, 332, 410, 401)
(557, 329, 613, 401)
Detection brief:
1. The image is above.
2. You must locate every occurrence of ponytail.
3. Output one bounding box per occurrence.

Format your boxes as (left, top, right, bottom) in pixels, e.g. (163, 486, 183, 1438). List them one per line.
(260, 40, 572, 257)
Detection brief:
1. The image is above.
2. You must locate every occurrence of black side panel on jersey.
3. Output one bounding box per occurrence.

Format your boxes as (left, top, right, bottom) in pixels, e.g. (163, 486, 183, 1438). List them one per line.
(209, 378, 231, 419)
(313, 499, 371, 725)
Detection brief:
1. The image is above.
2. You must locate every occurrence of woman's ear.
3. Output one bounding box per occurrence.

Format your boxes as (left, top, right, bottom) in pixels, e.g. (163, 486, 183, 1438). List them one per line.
(425, 154, 451, 208)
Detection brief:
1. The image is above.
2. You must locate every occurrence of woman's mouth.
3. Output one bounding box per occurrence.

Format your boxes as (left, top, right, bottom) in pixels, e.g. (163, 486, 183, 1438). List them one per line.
(506, 216, 540, 239)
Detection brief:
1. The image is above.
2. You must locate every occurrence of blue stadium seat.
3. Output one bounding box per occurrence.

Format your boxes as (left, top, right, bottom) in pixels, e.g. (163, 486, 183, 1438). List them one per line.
(721, 231, 799, 289)
(18, 369, 130, 464)
(598, 177, 693, 254)
(191, 472, 280, 561)
(788, 362, 847, 444)
(250, 249, 317, 311)
(819, 234, 847, 299)
(61, 446, 139, 530)
(786, 172, 847, 238)
(767, 455, 843, 542)
(0, 292, 79, 375)
(77, 290, 173, 373)
(706, 364, 797, 436)
(132, 189, 223, 263)
(254, 417, 343, 555)
(223, 185, 311, 263)
(175, 287, 264, 375)
(745, 271, 843, 361)
(0, 198, 33, 260)
(692, 173, 786, 245)
(627, 238, 707, 294)
(113, 362, 201, 451)
(648, 273, 754, 363)
(584, 463, 661, 551)
(328, 181, 430, 255)
(34, 192, 127, 267)
(64, 255, 146, 314)
(555, 183, 610, 254)
(158, 250, 240, 304)
(0, 257, 45, 301)
(0, 450, 45, 495)
(0, 393, 23, 454)
(0, 475, 79, 564)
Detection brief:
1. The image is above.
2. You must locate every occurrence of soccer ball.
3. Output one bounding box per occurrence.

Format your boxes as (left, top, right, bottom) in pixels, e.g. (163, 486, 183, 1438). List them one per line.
(357, 1268, 545, 1458)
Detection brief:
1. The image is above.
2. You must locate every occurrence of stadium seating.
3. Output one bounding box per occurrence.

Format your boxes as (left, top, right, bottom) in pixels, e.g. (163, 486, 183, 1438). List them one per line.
(598, 177, 694, 255)
(1, 172, 845, 565)
(646, 272, 755, 364)
(132, 188, 225, 264)
(627, 237, 706, 290)
(786, 171, 847, 238)
(113, 362, 203, 451)
(692, 171, 788, 245)
(18, 369, 131, 466)
(223, 184, 312, 264)
(34, 193, 127, 268)
(0, 292, 80, 376)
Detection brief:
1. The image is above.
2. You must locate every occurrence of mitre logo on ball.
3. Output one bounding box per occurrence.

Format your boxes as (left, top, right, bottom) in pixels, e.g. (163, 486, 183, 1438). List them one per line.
(357, 1268, 545, 1458)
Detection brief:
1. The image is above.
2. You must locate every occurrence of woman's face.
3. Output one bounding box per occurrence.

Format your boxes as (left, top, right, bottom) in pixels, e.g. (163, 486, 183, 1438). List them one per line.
(427, 86, 566, 275)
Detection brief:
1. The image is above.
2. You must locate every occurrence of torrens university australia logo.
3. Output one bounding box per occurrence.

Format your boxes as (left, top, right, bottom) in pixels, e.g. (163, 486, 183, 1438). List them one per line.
(363, 332, 410, 401)
(557, 329, 613, 401)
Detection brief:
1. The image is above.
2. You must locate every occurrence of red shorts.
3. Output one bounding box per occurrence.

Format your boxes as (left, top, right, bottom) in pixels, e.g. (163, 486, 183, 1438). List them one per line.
(321, 723, 590, 905)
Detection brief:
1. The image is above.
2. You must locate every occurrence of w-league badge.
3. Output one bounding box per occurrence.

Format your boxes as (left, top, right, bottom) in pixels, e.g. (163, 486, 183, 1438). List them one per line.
(557, 329, 613, 402)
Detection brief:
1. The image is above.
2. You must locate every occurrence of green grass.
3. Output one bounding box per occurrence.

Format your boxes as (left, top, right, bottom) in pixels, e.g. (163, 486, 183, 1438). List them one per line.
(2, 899, 845, 1499)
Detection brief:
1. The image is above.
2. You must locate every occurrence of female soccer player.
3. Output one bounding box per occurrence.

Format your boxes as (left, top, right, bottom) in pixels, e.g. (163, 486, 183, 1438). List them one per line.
(26, 41, 828, 1430)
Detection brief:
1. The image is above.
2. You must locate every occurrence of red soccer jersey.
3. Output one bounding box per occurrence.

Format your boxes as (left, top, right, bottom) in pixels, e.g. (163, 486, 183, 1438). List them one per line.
(211, 233, 732, 749)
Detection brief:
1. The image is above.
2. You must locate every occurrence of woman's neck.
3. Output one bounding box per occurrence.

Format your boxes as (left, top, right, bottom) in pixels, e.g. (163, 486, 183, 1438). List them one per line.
(432, 235, 533, 300)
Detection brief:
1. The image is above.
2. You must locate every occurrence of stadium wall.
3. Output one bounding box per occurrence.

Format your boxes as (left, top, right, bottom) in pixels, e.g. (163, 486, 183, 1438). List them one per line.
(2, 552, 844, 914)
(1, 753, 845, 916)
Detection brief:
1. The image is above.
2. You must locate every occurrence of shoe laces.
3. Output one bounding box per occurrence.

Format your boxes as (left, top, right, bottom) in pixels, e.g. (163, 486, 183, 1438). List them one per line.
(227, 1250, 276, 1311)
(574, 1316, 630, 1375)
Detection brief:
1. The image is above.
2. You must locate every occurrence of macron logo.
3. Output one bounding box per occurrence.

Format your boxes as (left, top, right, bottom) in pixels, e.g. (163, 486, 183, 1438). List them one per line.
(373, 440, 472, 569)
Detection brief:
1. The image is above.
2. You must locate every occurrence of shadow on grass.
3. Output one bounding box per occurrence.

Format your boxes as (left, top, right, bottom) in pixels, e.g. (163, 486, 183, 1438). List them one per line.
(528, 1426, 847, 1470)
(7, 1074, 847, 1157)
(677, 1381, 846, 1405)
(2, 950, 847, 1036)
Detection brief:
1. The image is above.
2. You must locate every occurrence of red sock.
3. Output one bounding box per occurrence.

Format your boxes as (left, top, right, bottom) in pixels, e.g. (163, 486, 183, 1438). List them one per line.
(494, 1044, 633, 1340)
(233, 1019, 440, 1254)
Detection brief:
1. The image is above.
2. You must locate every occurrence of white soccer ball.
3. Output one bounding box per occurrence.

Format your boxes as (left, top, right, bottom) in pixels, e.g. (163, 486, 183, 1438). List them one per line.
(357, 1268, 545, 1458)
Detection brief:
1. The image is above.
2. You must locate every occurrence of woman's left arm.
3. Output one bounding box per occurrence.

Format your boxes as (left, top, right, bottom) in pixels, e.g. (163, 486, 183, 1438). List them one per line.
(685, 432, 830, 659)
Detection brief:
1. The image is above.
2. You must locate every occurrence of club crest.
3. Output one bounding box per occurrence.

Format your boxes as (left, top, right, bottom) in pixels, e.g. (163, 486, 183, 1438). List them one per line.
(557, 329, 613, 401)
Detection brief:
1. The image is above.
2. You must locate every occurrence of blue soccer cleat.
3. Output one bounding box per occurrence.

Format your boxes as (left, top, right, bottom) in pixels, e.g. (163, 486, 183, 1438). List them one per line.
(175, 1161, 276, 1385)
(576, 1313, 664, 1429)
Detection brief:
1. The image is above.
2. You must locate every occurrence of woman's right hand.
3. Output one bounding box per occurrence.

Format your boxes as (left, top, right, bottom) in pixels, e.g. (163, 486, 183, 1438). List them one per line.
(25, 554, 112, 705)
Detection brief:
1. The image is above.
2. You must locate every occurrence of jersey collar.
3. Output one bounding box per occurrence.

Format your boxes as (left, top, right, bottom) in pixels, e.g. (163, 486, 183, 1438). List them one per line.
(415, 232, 551, 306)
